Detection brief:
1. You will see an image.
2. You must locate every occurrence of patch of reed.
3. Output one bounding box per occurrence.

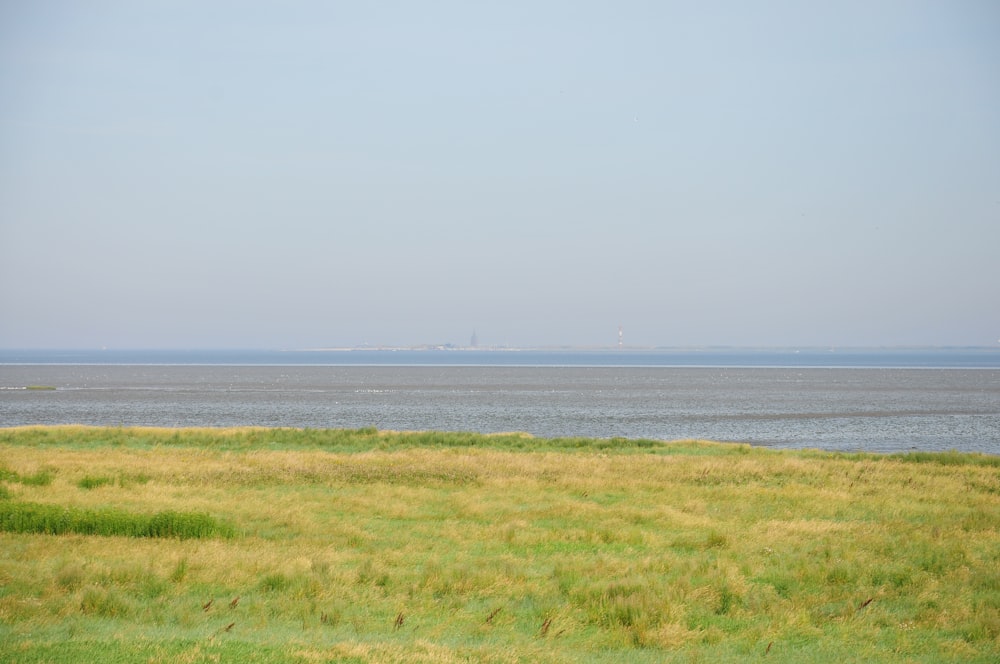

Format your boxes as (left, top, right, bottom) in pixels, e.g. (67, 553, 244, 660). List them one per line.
(76, 475, 115, 490)
(0, 466, 54, 487)
(0, 501, 236, 539)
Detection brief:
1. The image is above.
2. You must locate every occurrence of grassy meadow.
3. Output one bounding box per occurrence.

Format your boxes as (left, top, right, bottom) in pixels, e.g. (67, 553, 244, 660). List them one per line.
(1, 426, 998, 663)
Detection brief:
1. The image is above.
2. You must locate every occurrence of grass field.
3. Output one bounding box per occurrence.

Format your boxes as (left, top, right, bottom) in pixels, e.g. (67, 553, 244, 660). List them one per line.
(1, 426, 998, 662)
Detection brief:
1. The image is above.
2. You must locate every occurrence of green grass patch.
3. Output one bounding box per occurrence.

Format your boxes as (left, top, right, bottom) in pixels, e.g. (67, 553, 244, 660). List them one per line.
(76, 475, 114, 490)
(0, 466, 54, 486)
(0, 502, 236, 539)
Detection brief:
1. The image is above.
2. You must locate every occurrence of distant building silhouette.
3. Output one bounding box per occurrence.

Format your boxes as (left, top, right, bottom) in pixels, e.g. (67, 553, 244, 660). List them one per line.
(470, 331, 478, 348)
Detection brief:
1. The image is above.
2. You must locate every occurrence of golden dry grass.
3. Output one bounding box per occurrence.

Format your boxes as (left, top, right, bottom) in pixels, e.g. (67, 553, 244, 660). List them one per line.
(0, 427, 998, 662)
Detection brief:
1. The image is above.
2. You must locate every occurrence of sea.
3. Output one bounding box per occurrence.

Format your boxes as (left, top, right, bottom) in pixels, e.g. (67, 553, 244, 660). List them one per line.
(2, 348, 999, 455)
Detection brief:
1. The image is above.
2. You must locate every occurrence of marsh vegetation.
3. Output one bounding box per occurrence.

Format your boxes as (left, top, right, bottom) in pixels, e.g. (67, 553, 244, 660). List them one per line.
(1, 426, 998, 662)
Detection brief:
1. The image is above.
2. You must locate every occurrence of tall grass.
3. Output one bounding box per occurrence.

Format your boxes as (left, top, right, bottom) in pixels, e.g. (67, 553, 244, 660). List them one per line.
(0, 502, 236, 539)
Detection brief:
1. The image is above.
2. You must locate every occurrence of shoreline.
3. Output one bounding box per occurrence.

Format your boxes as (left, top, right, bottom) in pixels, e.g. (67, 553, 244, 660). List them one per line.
(3, 424, 998, 461)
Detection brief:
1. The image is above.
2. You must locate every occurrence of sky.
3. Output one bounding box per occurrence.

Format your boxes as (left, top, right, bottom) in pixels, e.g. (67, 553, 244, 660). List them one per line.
(1, 1, 998, 349)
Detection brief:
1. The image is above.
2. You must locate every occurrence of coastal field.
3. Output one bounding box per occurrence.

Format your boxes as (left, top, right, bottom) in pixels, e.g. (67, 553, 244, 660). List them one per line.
(1, 426, 998, 662)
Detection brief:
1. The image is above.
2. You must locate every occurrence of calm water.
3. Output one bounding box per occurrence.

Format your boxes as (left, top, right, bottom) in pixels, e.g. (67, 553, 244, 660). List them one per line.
(2, 349, 999, 454)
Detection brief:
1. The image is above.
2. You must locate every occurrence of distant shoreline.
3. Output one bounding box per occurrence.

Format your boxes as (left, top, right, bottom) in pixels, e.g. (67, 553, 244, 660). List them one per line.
(294, 344, 998, 352)
(2, 346, 998, 369)
(4, 344, 999, 352)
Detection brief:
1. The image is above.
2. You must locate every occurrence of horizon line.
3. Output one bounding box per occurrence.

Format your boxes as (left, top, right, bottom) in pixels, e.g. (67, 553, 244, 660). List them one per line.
(2, 344, 998, 353)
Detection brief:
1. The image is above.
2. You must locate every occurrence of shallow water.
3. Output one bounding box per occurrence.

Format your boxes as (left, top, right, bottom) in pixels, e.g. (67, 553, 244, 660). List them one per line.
(2, 362, 998, 454)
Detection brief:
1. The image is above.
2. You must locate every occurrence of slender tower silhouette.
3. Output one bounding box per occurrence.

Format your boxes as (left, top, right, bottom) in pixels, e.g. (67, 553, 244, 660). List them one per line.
(618, 325, 623, 350)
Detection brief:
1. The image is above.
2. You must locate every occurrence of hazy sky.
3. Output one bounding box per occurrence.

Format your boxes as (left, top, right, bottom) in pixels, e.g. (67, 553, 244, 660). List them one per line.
(2, 1, 998, 349)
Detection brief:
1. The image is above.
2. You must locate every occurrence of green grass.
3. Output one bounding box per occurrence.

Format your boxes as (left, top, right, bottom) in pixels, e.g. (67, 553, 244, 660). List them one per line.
(0, 424, 755, 455)
(0, 501, 236, 539)
(0, 466, 54, 486)
(0, 425, 998, 663)
(76, 475, 115, 490)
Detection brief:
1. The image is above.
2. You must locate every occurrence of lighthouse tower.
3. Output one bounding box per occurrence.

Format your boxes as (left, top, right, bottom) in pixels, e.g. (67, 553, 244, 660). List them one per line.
(618, 325, 623, 350)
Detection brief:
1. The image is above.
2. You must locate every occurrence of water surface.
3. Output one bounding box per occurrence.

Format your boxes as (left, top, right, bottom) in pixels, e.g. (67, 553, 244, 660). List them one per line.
(2, 351, 997, 455)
